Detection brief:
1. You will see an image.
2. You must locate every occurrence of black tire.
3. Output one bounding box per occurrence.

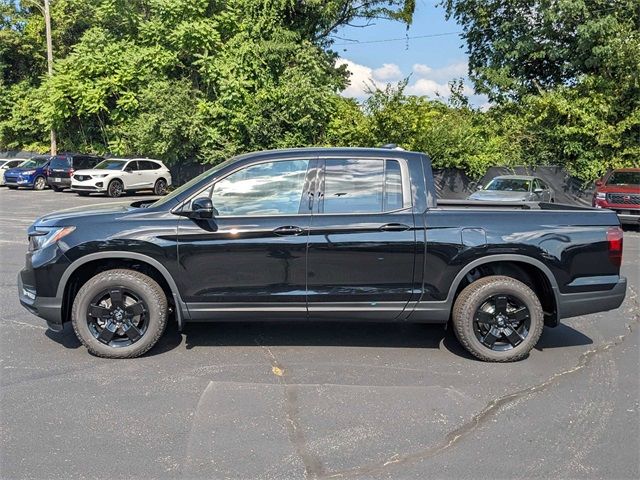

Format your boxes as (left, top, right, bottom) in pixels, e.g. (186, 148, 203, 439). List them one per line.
(52, 186, 64, 192)
(452, 275, 544, 362)
(71, 269, 167, 358)
(77, 191, 90, 196)
(33, 176, 46, 190)
(107, 179, 124, 198)
(153, 178, 167, 196)
(8, 186, 17, 190)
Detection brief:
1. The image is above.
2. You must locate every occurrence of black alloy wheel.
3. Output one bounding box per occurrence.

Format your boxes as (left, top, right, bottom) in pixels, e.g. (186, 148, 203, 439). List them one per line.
(472, 294, 531, 351)
(86, 287, 149, 348)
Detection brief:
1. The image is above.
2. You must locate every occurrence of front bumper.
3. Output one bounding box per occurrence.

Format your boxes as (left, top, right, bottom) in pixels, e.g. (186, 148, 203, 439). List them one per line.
(71, 183, 105, 192)
(18, 271, 63, 331)
(557, 277, 627, 320)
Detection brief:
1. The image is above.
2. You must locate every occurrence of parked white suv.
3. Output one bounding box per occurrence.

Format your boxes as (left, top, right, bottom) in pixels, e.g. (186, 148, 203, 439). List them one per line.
(0, 159, 25, 186)
(71, 158, 172, 197)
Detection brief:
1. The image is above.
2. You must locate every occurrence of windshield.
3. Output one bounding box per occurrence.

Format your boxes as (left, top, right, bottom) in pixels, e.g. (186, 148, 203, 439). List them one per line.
(485, 178, 531, 192)
(151, 158, 236, 208)
(95, 159, 126, 170)
(607, 171, 640, 186)
(18, 157, 48, 169)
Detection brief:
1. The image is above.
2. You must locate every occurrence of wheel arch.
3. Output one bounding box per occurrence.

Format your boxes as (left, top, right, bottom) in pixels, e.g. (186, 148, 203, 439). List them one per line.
(58, 252, 187, 329)
(446, 254, 560, 327)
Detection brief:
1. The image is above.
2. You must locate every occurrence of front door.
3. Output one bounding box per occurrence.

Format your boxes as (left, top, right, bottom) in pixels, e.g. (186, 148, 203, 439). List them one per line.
(306, 157, 417, 320)
(176, 157, 316, 320)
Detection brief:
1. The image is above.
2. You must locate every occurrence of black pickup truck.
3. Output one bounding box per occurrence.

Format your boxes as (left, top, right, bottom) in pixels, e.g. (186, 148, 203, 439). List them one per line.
(18, 148, 627, 361)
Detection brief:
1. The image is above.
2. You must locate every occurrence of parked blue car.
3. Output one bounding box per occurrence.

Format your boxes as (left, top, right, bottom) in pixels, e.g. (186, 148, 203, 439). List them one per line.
(4, 156, 51, 190)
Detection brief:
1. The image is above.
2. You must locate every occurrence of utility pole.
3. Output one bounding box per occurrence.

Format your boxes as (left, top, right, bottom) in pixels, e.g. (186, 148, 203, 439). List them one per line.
(43, 0, 57, 155)
(24, 0, 57, 155)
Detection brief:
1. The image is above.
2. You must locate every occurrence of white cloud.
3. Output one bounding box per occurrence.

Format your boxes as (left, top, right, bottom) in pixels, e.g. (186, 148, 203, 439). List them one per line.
(373, 63, 403, 81)
(338, 57, 488, 108)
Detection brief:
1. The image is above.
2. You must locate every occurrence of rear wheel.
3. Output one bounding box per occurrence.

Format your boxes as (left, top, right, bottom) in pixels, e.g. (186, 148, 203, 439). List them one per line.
(33, 176, 46, 190)
(52, 186, 64, 192)
(8, 186, 17, 190)
(107, 179, 124, 198)
(71, 269, 167, 358)
(452, 275, 544, 362)
(153, 178, 167, 195)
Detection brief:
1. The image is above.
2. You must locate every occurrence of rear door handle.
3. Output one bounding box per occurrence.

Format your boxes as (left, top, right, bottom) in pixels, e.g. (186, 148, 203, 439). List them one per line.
(379, 223, 411, 232)
(273, 226, 304, 236)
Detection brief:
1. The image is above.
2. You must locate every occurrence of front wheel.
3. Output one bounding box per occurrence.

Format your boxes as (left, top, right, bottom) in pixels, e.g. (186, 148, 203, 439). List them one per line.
(452, 275, 544, 362)
(107, 179, 124, 198)
(33, 176, 46, 190)
(71, 269, 167, 358)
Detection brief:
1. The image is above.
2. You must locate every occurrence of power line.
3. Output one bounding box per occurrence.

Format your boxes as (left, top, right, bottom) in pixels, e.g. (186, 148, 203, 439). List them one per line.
(331, 31, 461, 46)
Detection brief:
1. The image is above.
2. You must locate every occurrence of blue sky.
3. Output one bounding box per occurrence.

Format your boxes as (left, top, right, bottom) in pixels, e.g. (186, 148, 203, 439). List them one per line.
(333, 0, 488, 107)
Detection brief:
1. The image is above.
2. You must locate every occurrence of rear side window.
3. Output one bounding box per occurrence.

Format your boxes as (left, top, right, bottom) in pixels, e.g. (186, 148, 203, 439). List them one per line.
(140, 160, 161, 170)
(322, 158, 404, 214)
(211, 159, 310, 216)
(74, 157, 100, 169)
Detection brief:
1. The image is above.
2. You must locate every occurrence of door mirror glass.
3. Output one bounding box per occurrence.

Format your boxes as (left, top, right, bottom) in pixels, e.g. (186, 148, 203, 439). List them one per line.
(189, 197, 214, 219)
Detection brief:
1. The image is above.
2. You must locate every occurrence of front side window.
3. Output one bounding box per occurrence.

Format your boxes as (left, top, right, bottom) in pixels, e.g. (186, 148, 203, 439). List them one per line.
(211, 159, 309, 216)
(322, 158, 404, 214)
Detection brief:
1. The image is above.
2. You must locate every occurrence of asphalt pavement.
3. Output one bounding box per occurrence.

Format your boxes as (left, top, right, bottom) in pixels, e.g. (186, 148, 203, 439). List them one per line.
(0, 187, 638, 479)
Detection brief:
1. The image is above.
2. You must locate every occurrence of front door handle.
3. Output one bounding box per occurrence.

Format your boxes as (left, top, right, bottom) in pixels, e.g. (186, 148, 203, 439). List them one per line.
(273, 226, 304, 236)
(379, 223, 411, 232)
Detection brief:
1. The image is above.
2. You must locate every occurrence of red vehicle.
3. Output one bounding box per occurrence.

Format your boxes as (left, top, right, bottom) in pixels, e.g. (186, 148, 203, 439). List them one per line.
(593, 168, 640, 225)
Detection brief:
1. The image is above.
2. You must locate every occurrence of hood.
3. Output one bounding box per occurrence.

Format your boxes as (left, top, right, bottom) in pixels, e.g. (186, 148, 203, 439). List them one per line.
(597, 184, 640, 194)
(5, 166, 38, 174)
(34, 201, 135, 226)
(468, 190, 531, 201)
(72, 168, 118, 176)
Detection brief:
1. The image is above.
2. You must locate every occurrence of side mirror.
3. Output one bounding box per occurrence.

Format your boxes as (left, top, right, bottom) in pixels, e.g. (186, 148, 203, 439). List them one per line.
(188, 197, 214, 219)
(476, 184, 483, 190)
(534, 188, 544, 194)
(595, 180, 603, 187)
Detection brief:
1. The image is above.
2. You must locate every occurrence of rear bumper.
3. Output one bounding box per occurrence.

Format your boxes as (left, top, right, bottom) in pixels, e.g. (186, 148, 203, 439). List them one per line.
(617, 212, 640, 225)
(18, 271, 63, 331)
(557, 277, 627, 320)
(47, 177, 71, 188)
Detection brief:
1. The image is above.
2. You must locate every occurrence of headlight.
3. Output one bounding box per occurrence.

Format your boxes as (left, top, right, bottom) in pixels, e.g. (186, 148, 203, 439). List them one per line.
(22, 170, 36, 175)
(596, 192, 606, 200)
(28, 226, 75, 251)
(94, 174, 108, 178)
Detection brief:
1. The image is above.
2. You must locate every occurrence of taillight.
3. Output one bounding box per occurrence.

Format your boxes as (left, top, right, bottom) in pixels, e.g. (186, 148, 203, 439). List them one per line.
(607, 227, 623, 267)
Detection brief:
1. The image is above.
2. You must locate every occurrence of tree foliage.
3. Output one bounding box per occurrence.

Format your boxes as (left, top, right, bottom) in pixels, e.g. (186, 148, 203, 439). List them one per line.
(0, 0, 637, 181)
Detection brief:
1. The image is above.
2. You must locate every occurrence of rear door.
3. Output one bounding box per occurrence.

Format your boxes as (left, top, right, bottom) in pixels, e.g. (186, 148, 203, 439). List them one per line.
(138, 161, 159, 188)
(306, 156, 417, 320)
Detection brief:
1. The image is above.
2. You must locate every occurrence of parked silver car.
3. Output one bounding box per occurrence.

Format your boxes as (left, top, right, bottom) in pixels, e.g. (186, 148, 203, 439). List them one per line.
(468, 175, 555, 202)
(0, 159, 25, 186)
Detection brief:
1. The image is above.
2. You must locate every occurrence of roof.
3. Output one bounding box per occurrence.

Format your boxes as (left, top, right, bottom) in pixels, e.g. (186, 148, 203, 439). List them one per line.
(492, 174, 539, 180)
(231, 147, 424, 162)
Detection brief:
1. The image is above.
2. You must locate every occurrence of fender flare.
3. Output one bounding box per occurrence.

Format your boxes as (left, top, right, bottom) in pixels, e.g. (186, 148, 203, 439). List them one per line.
(57, 251, 188, 329)
(444, 254, 560, 322)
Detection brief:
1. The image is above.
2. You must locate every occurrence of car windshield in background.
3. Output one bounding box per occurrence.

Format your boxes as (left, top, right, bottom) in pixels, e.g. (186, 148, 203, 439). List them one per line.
(95, 159, 126, 170)
(485, 178, 531, 192)
(18, 157, 48, 168)
(607, 172, 640, 185)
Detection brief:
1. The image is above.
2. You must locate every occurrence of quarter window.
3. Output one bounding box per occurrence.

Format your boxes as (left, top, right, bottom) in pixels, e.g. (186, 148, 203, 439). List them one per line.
(211, 160, 309, 216)
(322, 159, 404, 214)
